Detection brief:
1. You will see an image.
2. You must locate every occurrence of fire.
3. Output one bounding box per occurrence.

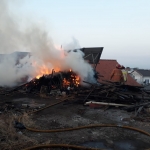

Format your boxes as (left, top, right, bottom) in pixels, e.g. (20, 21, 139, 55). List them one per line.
(75, 76, 80, 86)
(35, 65, 50, 79)
(63, 78, 70, 86)
(33, 62, 80, 88)
(35, 65, 60, 79)
(63, 69, 80, 87)
(32, 45, 65, 79)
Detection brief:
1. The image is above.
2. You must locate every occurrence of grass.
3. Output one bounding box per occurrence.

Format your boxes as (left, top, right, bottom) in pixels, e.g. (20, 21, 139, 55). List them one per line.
(0, 112, 37, 150)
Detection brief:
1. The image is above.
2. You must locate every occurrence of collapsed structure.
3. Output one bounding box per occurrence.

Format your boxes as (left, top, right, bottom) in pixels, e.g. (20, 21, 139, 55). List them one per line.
(0, 47, 150, 119)
(22, 47, 104, 94)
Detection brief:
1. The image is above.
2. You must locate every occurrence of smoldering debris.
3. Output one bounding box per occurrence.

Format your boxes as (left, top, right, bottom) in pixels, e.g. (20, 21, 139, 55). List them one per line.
(1, 70, 150, 121)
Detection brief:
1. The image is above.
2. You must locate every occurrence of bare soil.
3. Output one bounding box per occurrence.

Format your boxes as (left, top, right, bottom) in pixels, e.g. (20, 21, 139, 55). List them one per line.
(0, 94, 150, 150)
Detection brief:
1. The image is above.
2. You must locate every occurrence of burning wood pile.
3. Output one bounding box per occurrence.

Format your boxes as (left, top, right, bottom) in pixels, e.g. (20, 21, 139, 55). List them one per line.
(0, 70, 150, 120)
(16, 70, 150, 111)
(0, 68, 150, 120)
(25, 69, 80, 95)
(0, 69, 80, 96)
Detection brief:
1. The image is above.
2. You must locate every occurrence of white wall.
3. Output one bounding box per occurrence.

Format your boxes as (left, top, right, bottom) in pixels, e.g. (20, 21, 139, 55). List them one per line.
(131, 71, 143, 84)
(131, 71, 150, 85)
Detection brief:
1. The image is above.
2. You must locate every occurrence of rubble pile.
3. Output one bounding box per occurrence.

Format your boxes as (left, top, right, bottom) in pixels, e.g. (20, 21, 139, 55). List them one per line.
(78, 81, 149, 104)
(74, 81, 150, 121)
(0, 71, 150, 120)
(25, 70, 79, 93)
(0, 70, 80, 95)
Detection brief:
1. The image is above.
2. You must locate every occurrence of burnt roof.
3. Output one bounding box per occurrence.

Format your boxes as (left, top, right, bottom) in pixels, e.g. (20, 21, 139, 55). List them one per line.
(136, 69, 150, 76)
(80, 47, 103, 64)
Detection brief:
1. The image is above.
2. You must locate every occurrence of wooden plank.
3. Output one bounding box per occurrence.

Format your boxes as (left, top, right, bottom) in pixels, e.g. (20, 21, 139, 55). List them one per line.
(85, 101, 132, 107)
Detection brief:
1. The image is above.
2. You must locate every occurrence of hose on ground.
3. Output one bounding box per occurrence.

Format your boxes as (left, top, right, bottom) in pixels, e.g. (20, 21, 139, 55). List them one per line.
(20, 98, 150, 137)
(19, 97, 150, 150)
(28, 97, 71, 115)
(25, 124, 150, 136)
(23, 144, 102, 150)
(18, 97, 72, 122)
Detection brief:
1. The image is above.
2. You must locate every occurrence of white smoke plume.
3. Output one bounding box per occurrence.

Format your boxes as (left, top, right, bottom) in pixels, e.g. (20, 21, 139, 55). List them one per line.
(0, 0, 96, 87)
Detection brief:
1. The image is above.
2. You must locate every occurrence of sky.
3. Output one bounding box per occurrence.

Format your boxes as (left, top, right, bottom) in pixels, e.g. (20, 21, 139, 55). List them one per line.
(4, 0, 150, 68)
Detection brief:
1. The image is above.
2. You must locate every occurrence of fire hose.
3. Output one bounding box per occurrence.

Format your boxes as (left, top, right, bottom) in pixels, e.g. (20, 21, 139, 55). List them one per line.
(23, 144, 101, 150)
(19, 97, 150, 150)
(24, 124, 150, 136)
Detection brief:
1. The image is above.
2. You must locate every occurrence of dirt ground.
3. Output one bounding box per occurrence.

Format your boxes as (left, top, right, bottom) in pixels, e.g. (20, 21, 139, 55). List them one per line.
(0, 94, 150, 150)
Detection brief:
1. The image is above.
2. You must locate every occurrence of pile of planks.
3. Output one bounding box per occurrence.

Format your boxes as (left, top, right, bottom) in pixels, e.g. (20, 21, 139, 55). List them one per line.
(75, 81, 150, 113)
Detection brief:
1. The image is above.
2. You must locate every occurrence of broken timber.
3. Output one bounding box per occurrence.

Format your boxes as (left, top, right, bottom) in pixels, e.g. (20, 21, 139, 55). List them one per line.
(85, 101, 132, 107)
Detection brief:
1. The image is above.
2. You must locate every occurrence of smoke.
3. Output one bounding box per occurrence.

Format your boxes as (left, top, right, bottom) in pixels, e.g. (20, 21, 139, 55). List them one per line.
(62, 50, 96, 84)
(0, 0, 96, 87)
(0, 0, 25, 53)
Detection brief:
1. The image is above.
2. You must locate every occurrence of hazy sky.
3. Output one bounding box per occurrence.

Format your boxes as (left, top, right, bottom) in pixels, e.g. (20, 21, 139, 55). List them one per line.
(7, 0, 150, 68)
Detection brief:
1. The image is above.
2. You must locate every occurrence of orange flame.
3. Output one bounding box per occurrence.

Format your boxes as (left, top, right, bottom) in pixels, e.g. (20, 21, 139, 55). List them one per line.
(35, 65, 60, 79)
(63, 71, 80, 87)
(33, 61, 80, 87)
